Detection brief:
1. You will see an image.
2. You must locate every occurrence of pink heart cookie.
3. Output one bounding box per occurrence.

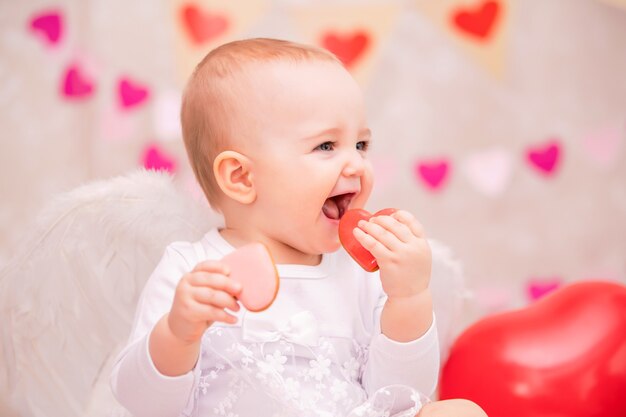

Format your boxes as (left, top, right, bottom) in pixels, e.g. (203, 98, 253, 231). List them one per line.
(221, 243, 279, 312)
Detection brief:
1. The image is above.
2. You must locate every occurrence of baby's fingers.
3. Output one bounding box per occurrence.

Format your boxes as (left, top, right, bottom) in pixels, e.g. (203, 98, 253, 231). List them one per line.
(196, 304, 239, 325)
(353, 226, 391, 259)
(189, 271, 242, 297)
(193, 287, 240, 312)
(193, 259, 230, 275)
(356, 219, 401, 251)
(392, 210, 425, 238)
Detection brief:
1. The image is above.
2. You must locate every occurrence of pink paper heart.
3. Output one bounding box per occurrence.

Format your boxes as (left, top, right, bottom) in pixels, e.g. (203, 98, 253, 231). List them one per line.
(61, 64, 95, 99)
(582, 125, 623, 167)
(526, 139, 561, 176)
(119, 77, 150, 109)
(414, 159, 451, 191)
(526, 277, 562, 301)
(462, 148, 512, 196)
(371, 156, 398, 190)
(142, 144, 177, 173)
(29, 10, 63, 45)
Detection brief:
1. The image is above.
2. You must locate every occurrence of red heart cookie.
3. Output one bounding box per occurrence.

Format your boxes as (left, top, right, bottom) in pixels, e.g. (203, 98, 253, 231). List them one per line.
(339, 208, 397, 272)
(221, 243, 279, 312)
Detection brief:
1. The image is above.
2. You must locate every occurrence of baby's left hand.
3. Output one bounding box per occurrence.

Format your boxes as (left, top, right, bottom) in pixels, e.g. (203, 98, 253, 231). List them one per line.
(353, 210, 431, 298)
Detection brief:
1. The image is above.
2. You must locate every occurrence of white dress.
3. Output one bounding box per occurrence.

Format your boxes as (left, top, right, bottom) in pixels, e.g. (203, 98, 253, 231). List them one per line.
(111, 228, 440, 417)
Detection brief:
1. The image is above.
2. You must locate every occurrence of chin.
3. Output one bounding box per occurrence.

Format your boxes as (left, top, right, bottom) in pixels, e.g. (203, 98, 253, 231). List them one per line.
(319, 237, 342, 254)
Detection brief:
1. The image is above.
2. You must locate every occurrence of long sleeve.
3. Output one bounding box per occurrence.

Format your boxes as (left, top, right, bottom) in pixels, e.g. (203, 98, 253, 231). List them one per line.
(361, 308, 440, 400)
(110, 244, 200, 417)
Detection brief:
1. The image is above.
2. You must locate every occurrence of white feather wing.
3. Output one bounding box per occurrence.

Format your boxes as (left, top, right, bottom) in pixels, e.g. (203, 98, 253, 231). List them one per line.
(0, 169, 468, 415)
(0, 170, 221, 417)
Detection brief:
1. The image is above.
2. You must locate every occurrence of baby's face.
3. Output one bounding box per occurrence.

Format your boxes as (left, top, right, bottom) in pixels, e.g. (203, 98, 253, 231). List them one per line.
(237, 60, 374, 256)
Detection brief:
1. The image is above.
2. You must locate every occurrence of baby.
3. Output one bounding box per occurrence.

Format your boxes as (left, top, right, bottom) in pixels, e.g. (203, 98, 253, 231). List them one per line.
(111, 38, 485, 417)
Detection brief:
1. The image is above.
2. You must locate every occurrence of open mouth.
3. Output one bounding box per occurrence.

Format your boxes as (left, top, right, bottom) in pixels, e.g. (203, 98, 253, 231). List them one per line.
(322, 193, 355, 221)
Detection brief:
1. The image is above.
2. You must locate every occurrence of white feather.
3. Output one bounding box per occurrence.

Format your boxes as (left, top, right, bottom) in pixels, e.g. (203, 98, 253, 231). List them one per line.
(428, 239, 469, 363)
(0, 170, 466, 416)
(0, 170, 220, 417)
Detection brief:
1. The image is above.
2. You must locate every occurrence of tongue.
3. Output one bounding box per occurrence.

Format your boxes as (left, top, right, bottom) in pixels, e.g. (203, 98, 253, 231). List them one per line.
(322, 198, 340, 220)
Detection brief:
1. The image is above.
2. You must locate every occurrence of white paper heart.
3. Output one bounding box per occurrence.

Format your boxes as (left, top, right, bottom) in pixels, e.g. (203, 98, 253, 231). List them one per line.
(462, 147, 512, 196)
(152, 90, 182, 142)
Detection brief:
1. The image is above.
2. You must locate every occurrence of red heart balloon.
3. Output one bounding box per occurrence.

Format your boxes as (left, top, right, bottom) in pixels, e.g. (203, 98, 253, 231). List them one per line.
(440, 281, 626, 417)
(338, 208, 396, 272)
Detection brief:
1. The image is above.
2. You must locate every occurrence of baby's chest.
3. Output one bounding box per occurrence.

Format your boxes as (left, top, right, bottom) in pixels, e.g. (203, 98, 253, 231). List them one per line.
(198, 279, 373, 369)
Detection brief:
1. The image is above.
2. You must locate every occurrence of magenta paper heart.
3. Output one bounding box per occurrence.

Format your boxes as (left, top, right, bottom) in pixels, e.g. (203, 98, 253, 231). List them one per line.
(526, 140, 561, 176)
(415, 159, 450, 190)
(119, 78, 150, 109)
(29, 10, 63, 45)
(526, 277, 562, 301)
(462, 148, 512, 196)
(142, 144, 177, 173)
(61, 65, 95, 99)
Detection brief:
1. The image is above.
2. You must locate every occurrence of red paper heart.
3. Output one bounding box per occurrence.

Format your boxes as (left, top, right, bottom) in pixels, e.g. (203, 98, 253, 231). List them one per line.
(440, 281, 626, 417)
(118, 77, 150, 109)
(181, 4, 229, 44)
(321, 31, 370, 68)
(141, 144, 177, 173)
(338, 208, 397, 272)
(451, 0, 501, 41)
(29, 9, 63, 45)
(526, 139, 561, 176)
(61, 65, 95, 99)
(415, 159, 450, 191)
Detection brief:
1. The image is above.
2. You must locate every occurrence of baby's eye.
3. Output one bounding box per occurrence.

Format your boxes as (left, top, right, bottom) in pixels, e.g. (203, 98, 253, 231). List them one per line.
(356, 140, 369, 151)
(315, 141, 335, 151)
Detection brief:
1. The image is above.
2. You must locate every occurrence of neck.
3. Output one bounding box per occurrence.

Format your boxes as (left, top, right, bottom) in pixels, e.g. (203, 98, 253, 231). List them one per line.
(219, 210, 321, 266)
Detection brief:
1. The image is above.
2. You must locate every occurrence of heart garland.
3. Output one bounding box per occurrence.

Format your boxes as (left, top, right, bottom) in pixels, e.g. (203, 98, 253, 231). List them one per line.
(118, 77, 150, 109)
(141, 144, 178, 173)
(451, 0, 501, 41)
(29, 9, 63, 46)
(414, 159, 451, 191)
(525, 139, 561, 176)
(320, 30, 370, 69)
(180, 4, 229, 45)
(60, 64, 95, 99)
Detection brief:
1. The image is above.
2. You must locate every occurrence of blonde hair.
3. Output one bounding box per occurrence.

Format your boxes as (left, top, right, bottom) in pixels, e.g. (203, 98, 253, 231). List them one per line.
(180, 38, 341, 208)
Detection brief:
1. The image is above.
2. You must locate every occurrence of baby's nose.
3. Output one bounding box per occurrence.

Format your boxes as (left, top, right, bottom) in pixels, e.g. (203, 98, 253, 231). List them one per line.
(342, 150, 366, 177)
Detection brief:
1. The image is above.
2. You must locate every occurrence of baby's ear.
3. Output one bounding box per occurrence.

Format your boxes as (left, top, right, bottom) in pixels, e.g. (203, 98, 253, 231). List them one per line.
(213, 150, 256, 205)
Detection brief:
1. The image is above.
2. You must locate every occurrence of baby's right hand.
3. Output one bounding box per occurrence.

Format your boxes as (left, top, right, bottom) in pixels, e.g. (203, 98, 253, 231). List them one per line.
(167, 260, 242, 344)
